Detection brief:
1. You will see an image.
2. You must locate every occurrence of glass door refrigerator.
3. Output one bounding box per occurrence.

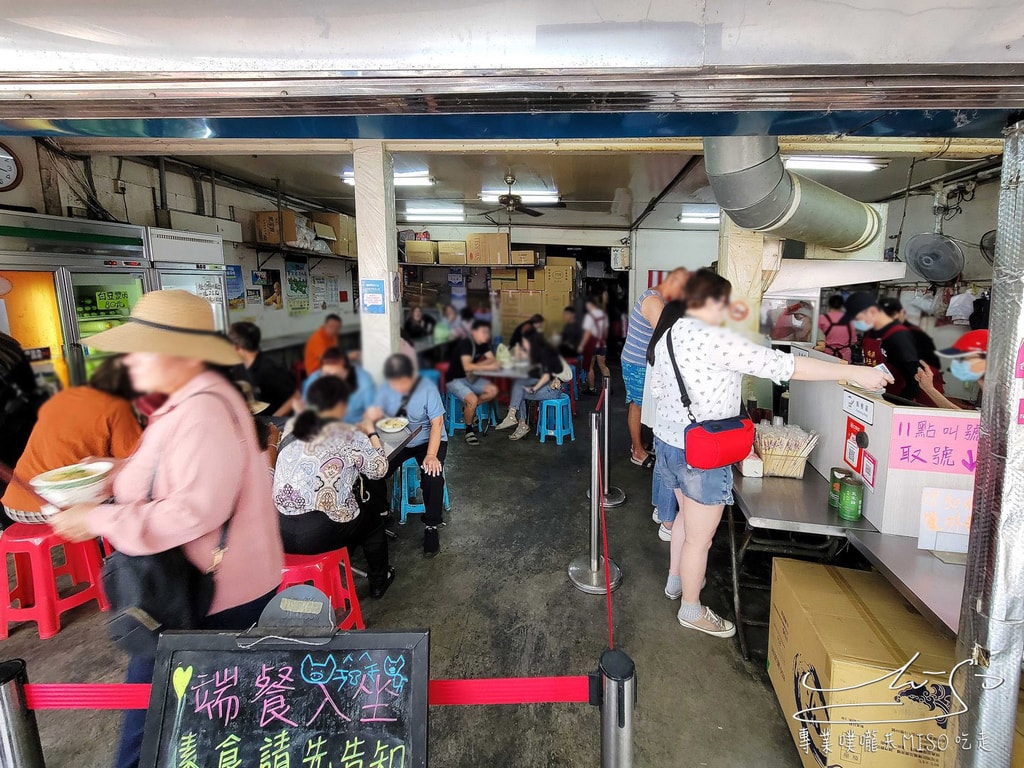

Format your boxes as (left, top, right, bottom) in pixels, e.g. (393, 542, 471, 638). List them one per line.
(0, 211, 151, 387)
(146, 227, 229, 331)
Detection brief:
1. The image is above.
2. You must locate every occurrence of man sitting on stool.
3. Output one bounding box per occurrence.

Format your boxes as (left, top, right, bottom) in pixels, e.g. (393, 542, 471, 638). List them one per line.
(444, 320, 499, 445)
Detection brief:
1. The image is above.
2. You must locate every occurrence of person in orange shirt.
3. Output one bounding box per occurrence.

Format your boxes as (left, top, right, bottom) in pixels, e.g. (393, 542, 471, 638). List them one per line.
(304, 313, 341, 376)
(2, 355, 142, 524)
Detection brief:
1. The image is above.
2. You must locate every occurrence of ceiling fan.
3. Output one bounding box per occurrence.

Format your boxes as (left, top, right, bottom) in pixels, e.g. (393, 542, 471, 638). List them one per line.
(479, 172, 565, 219)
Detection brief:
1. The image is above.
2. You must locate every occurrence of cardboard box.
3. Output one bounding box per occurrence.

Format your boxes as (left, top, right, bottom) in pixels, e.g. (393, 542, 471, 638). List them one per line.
(518, 291, 544, 318)
(403, 240, 438, 264)
(510, 250, 536, 266)
(254, 210, 300, 244)
(490, 268, 518, 286)
(467, 233, 510, 266)
(545, 265, 574, 292)
(768, 559, 958, 768)
(437, 241, 468, 265)
(311, 212, 354, 256)
(516, 268, 547, 291)
(546, 256, 578, 268)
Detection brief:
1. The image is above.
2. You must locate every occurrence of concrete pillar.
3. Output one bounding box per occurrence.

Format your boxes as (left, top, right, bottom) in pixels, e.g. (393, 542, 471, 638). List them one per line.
(956, 120, 1024, 768)
(352, 140, 399, 383)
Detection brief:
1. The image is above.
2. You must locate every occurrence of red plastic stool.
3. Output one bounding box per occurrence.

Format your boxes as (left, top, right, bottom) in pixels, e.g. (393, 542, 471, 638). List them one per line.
(433, 362, 450, 394)
(279, 548, 365, 630)
(0, 524, 110, 640)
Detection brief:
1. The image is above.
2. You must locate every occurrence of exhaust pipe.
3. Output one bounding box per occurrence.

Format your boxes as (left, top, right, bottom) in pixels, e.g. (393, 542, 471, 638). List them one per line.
(703, 136, 881, 252)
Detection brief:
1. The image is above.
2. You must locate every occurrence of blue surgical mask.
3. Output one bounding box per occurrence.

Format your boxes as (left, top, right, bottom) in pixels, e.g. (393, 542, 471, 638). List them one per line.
(950, 358, 984, 383)
(852, 319, 871, 332)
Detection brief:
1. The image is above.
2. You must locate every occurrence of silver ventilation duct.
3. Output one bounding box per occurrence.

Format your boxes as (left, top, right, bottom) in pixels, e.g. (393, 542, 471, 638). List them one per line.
(956, 120, 1024, 768)
(703, 136, 881, 252)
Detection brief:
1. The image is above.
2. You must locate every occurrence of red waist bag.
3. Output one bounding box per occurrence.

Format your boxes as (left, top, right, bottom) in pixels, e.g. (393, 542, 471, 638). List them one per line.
(666, 328, 754, 470)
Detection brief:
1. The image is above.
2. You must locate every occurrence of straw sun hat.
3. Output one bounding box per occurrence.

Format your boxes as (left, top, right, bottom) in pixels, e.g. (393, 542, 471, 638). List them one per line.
(86, 289, 240, 366)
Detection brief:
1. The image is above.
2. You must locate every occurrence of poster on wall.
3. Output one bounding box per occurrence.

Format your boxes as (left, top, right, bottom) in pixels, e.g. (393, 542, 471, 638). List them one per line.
(245, 289, 262, 306)
(360, 279, 386, 315)
(260, 268, 283, 310)
(311, 276, 341, 310)
(284, 259, 310, 316)
(225, 265, 245, 310)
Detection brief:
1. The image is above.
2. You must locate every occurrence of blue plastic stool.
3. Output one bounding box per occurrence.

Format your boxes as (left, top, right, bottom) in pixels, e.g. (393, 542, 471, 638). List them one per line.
(536, 395, 575, 445)
(391, 458, 451, 524)
(445, 391, 497, 434)
(420, 369, 441, 388)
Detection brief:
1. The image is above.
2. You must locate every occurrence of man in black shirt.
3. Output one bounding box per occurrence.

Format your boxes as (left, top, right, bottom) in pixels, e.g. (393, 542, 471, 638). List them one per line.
(228, 322, 299, 417)
(509, 314, 544, 351)
(445, 320, 499, 444)
(559, 306, 583, 358)
(841, 292, 921, 401)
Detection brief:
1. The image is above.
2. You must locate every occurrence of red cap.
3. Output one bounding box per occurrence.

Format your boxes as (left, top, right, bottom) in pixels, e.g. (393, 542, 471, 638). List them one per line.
(937, 329, 988, 358)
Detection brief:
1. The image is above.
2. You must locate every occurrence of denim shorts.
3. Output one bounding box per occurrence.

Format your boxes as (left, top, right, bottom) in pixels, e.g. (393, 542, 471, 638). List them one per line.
(621, 362, 646, 405)
(448, 377, 490, 401)
(653, 436, 734, 506)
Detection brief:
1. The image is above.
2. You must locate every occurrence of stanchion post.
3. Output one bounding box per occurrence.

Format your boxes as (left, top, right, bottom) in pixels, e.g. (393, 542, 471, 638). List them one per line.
(568, 413, 622, 594)
(594, 649, 636, 768)
(0, 659, 46, 768)
(601, 378, 626, 508)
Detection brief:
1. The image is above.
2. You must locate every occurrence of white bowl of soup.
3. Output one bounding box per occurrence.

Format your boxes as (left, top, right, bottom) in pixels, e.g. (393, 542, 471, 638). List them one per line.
(31, 462, 115, 509)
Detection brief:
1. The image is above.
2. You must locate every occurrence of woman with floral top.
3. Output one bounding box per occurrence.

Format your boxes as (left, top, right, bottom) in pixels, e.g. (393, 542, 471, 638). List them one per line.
(273, 376, 395, 599)
(650, 269, 891, 639)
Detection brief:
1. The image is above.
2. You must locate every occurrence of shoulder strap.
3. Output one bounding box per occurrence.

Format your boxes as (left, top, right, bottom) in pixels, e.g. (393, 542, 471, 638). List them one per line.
(397, 377, 422, 418)
(665, 329, 696, 423)
(880, 323, 909, 342)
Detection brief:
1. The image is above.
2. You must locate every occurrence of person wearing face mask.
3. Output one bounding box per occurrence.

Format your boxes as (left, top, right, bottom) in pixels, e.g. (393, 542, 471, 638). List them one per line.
(841, 291, 921, 401)
(651, 269, 892, 639)
(915, 330, 988, 410)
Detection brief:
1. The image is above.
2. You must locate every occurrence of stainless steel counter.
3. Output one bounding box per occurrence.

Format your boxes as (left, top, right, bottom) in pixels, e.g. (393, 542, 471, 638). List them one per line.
(732, 472, 877, 537)
(846, 529, 964, 636)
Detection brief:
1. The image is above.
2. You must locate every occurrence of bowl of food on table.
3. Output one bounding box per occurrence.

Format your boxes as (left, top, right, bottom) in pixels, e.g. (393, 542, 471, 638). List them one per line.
(376, 416, 410, 434)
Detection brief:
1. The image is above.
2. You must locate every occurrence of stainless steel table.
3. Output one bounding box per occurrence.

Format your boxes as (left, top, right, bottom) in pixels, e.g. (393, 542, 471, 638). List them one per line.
(846, 530, 964, 636)
(476, 365, 532, 380)
(378, 425, 423, 462)
(728, 471, 878, 660)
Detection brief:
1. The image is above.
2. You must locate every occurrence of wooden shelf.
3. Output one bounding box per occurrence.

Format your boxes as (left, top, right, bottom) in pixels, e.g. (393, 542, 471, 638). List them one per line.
(240, 241, 357, 270)
(399, 262, 540, 269)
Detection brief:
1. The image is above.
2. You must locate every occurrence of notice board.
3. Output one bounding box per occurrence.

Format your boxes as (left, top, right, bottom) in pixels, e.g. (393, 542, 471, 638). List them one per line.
(140, 631, 429, 768)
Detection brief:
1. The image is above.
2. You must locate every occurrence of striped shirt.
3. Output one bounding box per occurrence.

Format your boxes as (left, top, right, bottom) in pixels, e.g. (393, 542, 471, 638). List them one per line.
(621, 289, 664, 366)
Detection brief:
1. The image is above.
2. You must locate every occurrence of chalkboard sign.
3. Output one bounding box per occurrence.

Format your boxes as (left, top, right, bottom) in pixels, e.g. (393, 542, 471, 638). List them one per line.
(140, 630, 429, 768)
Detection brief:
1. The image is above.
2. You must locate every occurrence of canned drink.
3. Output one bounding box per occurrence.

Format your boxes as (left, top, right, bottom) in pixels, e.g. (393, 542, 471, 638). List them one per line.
(838, 476, 864, 521)
(828, 467, 850, 509)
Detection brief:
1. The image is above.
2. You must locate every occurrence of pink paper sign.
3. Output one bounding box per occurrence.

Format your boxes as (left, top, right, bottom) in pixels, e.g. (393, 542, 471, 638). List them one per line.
(888, 413, 980, 475)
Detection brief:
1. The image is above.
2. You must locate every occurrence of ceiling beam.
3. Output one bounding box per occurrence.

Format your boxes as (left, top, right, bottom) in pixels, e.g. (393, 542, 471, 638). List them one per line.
(57, 136, 1002, 158)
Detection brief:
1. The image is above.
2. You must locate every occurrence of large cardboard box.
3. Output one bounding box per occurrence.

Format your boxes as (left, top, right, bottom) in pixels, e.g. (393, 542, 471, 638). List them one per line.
(254, 210, 300, 244)
(546, 265, 574, 293)
(510, 250, 536, 266)
(518, 291, 544, 318)
(467, 233, 510, 266)
(769, 559, 959, 768)
(490, 268, 518, 287)
(404, 240, 438, 264)
(311, 212, 354, 256)
(438, 241, 468, 265)
(546, 256, 578, 268)
(516, 268, 546, 291)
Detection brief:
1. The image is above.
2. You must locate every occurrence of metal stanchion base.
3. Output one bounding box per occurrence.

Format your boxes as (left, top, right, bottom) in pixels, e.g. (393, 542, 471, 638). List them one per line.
(568, 555, 623, 594)
(586, 487, 627, 508)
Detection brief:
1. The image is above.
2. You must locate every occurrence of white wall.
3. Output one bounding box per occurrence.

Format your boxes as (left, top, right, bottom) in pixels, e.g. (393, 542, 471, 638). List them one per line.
(629, 228, 719, 304)
(49, 154, 358, 342)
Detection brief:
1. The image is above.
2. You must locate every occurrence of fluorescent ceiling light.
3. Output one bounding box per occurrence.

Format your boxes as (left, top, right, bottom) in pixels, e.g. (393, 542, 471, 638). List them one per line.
(405, 205, 464, 216)
(677, 215, 720, 224)
(783, 156, 888, 173)
(678, 204, 720, 225)
(402, 214, 465, 223)
(342, 170, 435, 187)
(480, 189, 560, 204)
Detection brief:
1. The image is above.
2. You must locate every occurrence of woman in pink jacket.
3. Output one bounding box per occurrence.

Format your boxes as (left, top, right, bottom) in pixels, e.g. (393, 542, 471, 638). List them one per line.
(50, 290, 284, 768)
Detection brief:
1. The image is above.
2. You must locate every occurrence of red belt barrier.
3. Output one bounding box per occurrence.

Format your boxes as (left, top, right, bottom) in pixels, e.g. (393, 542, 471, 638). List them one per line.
(23, 677, 590, 711)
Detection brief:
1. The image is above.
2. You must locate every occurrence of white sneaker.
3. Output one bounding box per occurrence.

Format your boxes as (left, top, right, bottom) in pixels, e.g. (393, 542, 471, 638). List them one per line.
(652, 508, 660, 523)
(496, 412, 518, 431)
(510, 422, 530, 441)
(658, 524, 672, 542)
(678, 606, 736, 638)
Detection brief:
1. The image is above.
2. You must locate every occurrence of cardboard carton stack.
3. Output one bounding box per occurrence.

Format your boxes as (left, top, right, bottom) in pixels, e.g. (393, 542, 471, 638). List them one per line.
(254, 209, 358, 257)
(500, 255, 576, 340)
